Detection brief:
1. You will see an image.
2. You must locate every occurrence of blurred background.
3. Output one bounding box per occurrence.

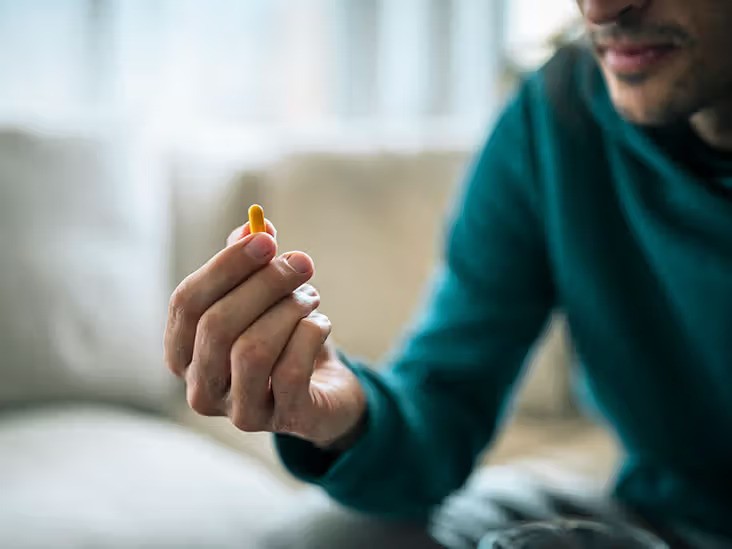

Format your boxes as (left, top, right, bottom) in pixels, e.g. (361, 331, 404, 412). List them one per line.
(0, 2, 618, 548)
(0, 0, 578, 133)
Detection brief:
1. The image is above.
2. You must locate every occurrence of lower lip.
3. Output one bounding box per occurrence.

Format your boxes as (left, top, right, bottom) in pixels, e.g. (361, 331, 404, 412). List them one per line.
(602, 46, 678, 75)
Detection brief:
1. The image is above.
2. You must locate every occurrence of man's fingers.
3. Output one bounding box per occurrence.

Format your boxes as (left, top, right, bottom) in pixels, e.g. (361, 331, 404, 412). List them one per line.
(164, 232, 277, 376)
(226, 225, 244, 247)
(227, 219, 277, 247)
(186, 251, 315, 405)
(227, 285, 320, 432)
(270, 311, 332, 435)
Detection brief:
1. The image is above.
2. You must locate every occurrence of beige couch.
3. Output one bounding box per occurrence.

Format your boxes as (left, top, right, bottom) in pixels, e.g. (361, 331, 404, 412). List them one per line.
(0, 124, 618, 548)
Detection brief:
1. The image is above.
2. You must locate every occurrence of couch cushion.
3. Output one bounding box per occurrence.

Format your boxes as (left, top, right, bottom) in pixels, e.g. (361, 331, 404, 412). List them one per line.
(0, 406, 296, 549)
(0, 126, 176, 411)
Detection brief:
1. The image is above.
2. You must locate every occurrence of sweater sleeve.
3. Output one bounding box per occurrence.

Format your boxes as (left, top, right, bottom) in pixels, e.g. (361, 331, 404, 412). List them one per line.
(275, 79, 554, 521)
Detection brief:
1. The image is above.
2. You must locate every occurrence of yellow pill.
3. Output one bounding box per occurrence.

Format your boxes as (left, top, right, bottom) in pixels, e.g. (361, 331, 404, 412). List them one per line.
(248, 204, 266, 234)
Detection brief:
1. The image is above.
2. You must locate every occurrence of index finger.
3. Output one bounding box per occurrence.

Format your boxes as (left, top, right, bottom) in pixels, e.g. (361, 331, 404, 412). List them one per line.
(165, 232, 277, 376)
(226, 219, 277, 247)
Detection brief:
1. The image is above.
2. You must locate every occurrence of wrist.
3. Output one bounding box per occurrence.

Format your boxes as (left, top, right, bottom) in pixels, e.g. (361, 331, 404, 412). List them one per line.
(317, 406, 368, 453)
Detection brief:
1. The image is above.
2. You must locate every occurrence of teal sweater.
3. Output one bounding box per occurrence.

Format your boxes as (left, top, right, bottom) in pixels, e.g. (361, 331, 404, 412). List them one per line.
(276, 46, 732, 538)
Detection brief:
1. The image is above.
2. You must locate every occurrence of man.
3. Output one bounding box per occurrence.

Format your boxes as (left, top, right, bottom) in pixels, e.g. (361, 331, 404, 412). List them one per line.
(164, 1, 732, 547)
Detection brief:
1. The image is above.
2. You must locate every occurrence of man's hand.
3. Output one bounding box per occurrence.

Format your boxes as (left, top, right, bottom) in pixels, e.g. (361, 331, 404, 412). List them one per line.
(164, 220, 367, 448)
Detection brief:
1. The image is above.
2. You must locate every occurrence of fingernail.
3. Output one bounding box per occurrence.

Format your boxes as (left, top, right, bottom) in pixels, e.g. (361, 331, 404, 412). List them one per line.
(245, 233, 272, 259)
(295, 288, 319, 306)
(299, 283, 317, 296)
(285, 253, 311, 274)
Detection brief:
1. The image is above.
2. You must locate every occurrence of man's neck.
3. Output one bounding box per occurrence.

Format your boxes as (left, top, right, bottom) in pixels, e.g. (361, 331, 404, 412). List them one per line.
(690, 99, 732, 152)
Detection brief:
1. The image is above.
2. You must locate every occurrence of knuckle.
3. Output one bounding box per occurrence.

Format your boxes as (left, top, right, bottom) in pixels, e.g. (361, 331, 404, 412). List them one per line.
(163, 355, 181, 376)
(186, 384, 219, 416)
(198, 309, 227, 341)
(205, 374, 231, 398)
(169, 280, 195, 321)
(230, 408, 264, 433)
(231, 337, 271, 369)
(273, 363, 310, 388)
(273, 411, 311, 435)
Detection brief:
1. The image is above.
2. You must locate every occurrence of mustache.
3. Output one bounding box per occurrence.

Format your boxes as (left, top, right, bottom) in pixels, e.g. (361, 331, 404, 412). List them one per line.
(589, 22, 691, 46)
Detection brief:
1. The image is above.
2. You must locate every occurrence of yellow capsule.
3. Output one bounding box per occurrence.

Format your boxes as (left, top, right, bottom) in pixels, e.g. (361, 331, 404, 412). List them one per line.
(248, 204, 266, 234)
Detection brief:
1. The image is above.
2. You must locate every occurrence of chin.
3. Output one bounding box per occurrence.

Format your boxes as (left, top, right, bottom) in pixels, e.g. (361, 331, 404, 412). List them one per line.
(613, 101, 673, 126)
(600, 56, 705, 127)
(604, 75, 688, 126)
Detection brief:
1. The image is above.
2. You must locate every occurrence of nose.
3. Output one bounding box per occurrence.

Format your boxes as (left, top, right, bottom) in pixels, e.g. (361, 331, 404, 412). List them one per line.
(579, 0, 648, 25)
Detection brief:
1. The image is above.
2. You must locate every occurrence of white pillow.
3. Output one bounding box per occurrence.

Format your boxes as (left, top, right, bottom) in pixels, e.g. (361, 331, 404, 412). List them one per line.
(0, 125, 176, 411)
